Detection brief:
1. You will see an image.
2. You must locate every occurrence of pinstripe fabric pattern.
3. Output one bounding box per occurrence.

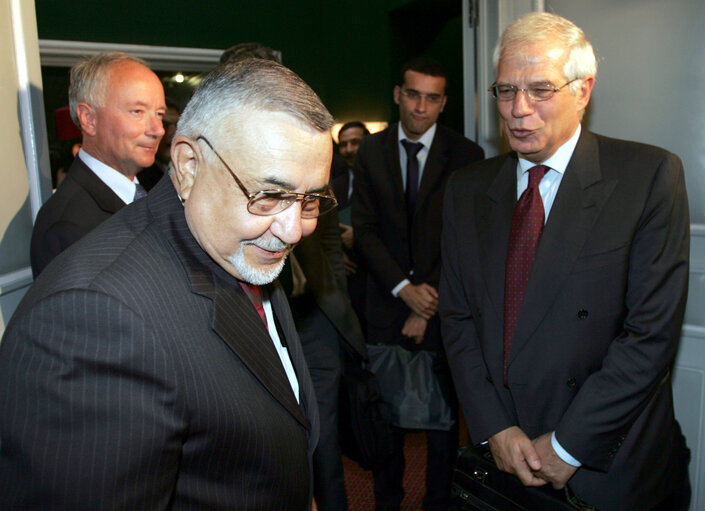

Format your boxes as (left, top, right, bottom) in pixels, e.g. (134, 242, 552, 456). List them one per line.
(0, 178, 319, 510)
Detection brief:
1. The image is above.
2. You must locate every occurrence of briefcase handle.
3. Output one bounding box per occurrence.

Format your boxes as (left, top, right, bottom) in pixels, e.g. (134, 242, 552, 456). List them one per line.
(475, 445, 597, 511)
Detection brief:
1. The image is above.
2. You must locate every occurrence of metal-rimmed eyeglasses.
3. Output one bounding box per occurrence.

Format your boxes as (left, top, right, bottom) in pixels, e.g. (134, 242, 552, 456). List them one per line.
(488, 78, 578, 102)
(197, 136, 337, 219)
(400, 88, 445, 104)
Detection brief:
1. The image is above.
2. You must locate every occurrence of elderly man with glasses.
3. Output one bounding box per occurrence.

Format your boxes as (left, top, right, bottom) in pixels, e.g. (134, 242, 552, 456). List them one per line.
(352, 57, 484, 511)
(440, 12, 690, 511)
(0, 58, 335, 511)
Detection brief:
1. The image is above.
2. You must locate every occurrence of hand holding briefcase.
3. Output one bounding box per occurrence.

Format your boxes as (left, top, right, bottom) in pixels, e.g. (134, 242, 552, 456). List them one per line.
(451, 444, 596, 511)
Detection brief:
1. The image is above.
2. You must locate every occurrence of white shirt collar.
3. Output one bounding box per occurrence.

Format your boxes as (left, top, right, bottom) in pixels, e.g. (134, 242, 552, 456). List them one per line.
(78, 148, 139, 204)
(518, 123, 582, 176)
(397, 121, 437, 149)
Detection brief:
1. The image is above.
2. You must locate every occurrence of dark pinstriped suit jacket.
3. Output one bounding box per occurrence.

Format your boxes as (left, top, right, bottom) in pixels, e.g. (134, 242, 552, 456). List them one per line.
(0, 177, 319, 510)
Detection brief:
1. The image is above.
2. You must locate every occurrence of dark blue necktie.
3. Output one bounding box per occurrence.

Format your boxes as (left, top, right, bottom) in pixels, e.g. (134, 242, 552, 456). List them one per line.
(134, 182, 148, 201)
(401, 140, 423, 223)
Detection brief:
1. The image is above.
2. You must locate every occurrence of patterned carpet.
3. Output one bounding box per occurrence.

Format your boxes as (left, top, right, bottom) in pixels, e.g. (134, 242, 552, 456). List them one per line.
(343, 431, 427, 511)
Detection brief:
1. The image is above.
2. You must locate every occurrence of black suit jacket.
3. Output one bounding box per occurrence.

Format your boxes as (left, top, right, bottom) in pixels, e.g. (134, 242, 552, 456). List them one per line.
(440, 130, 690, 510)
(1, 178, 319, 511)
(30, 156, 126, 276)
(352, 122, 484, 349)
(293, 209, 366, 358)
(136, 161, 166, 192)
(294, 212, 367, 358)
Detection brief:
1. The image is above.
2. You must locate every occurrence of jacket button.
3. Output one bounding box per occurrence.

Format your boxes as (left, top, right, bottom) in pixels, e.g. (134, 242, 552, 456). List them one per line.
(567, 377, 577, 389)
(486, 374, 493, 384)
(577, 309, 589, 319)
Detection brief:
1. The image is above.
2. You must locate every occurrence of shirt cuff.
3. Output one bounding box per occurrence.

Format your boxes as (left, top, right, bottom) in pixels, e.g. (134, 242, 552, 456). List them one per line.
(391, 279, 411, 297)
(551, 431, 582, 467)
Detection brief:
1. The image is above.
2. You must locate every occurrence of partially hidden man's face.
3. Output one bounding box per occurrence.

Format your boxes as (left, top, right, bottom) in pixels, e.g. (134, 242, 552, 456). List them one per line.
(156, 106, 180, 165)
(496, 35, 593, 163)
(81, 61, 166, 177)
(173, 110, 333, 285)
(337, 126, 366, 167)
(393, 70, 447, 141)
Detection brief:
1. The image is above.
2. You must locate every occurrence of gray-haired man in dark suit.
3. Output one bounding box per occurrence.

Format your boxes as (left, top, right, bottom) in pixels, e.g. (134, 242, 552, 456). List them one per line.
(1, 58, 337, 511)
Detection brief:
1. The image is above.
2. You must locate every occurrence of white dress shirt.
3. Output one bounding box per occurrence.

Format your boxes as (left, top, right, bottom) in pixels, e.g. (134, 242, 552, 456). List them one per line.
(78, 149, 143, 205)
(392, 122, 438, 296)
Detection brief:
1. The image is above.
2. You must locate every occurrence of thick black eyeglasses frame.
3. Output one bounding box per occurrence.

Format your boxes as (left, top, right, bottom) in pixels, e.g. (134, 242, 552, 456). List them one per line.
(488, 78, 579, 102)
(197, 136, 337, 218)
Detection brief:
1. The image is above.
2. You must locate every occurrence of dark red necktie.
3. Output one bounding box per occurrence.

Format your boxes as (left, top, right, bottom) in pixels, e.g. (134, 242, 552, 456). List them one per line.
(503, 165, 548, 385)
(238, 281, 268, 329)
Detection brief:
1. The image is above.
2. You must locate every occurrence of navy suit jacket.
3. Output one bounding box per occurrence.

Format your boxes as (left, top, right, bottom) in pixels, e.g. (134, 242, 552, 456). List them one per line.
(440, 130, 690, 510)
(352, 122, 484, 349)
(1, 177, 319, 510)
(30, 156, 126, 276)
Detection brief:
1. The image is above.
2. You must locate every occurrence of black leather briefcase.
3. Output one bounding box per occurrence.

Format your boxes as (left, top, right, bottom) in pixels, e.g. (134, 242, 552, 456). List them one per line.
(451, 444, 596, 511)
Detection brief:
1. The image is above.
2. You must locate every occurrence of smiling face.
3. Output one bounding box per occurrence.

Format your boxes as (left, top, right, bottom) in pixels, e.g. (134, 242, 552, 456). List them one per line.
(79, 61, 166, 177)
(172, 110, 333, 284)
(496, 35, 593, 163)
(393, 70, 447, 141)
(338, 126, 365, 166)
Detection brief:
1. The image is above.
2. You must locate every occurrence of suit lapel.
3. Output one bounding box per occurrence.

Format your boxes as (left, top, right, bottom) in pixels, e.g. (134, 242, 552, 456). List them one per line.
(385, 124, 405, 198)
(508, 131, 618, 364)
(211, 277, 308, 428)
(476, 155, 518, 324)
(158, 186, 308, 428)
(70, 157, 127, 213)
(415, 128, 449, 212)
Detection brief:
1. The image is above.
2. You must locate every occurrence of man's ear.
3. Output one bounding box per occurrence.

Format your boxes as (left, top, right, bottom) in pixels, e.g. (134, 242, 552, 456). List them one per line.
(576, 76, 595, 112)
(439, 94, 448, 113)
(170, 135, 201, 202)
(393, 85, 401, 105)
(76, 103, 96, 136)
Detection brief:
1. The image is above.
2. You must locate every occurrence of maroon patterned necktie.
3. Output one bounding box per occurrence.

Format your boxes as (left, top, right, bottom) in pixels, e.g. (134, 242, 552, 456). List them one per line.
(503, 164, 548, 385)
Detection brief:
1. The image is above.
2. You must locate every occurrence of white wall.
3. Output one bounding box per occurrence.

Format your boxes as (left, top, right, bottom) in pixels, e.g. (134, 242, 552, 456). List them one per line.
(0, 0, 48, 335)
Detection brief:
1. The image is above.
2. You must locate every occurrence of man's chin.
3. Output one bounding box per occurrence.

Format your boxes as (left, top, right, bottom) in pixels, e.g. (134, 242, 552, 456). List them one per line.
(228, 252, 288, 286)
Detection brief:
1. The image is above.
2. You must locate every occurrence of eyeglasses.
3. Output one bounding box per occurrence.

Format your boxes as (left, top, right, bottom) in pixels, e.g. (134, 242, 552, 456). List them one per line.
(400, 88, 445, 104)
(197, 136, 337, 219)
(488, 78, 579, 102)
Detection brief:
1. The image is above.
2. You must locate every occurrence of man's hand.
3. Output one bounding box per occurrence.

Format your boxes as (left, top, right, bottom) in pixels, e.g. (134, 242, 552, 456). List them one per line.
(339, 223, 354, 250)
(343, 253, 357, 275)
(398, 283, 438, 319)
(488, 426, 546, 487)
(531, 432, 578, 489)
(402, 312, 428, 344)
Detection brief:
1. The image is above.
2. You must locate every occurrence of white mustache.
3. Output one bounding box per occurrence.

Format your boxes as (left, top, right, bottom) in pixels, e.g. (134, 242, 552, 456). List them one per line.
(243, 236, 289, 252)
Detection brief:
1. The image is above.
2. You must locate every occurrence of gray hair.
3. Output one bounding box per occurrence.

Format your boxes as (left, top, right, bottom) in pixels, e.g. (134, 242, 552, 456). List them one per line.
(176, 58, 334, 143)
(493, 12, 597, 94)
(68, 51, 149, 127)
(220, 42, 282, 65)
